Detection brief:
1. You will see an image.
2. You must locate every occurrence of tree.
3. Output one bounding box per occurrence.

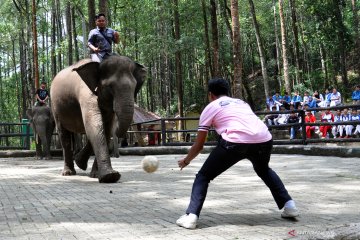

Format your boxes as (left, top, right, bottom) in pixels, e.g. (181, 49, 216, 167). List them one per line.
(230, 0, 243, 99)
(173, 0, 184, 137)
(248, 0, 270, 98)
(210, 0, 220, 77)
(278, 0, 291, 94)
(32, 0, 39, 90)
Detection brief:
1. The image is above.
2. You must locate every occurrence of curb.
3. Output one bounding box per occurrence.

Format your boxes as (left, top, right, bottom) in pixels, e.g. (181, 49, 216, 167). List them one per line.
(1, 145, 359, 158)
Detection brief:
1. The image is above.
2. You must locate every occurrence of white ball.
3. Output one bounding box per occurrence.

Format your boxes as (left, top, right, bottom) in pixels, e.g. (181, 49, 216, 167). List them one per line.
(141, 156, 159, 173)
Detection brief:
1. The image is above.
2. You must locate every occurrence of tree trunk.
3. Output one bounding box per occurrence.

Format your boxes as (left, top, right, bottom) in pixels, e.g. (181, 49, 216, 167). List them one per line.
(173, 0, 184, 139)
(289, 0, 301, 84)
(319, 44, 329, 90)
(88, 0, 96, 30)
(248, 0, 270, 98)
(201, 0, 213, 83)
(56, 0, 62, 70)
(273, 0, 282, 91)
(66, 2, 73, 66)
(32, 0, 39, 90)
(99, 0, 109, 23)
(333, 0, 348, 88)
(51, 0, 57, 78)
(220, 0, 233, 42)
(210, 0, 220, 77)
(352, 0, 360, 73)
(72, 7, 80, 62)
(230, 0, 243, 99)
(278, 0, 291, 94)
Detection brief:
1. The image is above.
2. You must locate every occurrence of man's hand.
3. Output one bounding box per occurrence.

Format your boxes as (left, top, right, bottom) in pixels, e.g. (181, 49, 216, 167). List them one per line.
(178, 159, 189, 170)
(93, 47, 100, 53)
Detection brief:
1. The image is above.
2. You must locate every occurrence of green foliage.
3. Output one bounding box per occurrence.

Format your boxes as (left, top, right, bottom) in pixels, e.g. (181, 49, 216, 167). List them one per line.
(0, 0, 359, 123)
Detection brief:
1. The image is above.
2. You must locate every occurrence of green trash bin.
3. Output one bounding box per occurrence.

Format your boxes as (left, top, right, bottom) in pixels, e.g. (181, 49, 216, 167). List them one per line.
(21, 119, 32, 149)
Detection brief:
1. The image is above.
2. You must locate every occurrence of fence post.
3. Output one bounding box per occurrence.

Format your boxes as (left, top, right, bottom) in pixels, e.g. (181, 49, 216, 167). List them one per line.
(161, 118, 166, 146)
(300, 110, 307, 144)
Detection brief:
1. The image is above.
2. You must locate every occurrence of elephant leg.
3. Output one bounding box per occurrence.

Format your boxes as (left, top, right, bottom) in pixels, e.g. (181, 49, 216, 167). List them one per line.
(75, 140, 92, 170)
(110, 134, 120, 158)
(35, 135, 43, 159)
(43, 132, 52, 160)
(89, 158, 98, 178)
(58, 126, 76, 176)
(83, 118, 120, 183)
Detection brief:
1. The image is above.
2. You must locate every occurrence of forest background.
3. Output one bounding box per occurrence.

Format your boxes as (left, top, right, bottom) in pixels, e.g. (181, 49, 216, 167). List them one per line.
(0, 0, 359, 123)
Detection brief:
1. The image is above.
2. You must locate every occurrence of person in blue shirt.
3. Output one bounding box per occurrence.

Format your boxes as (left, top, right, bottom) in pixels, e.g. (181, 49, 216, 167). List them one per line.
(272, 92, 283, 111)
(352, 85, 360, 105)
(291, 91, 302, 109)
(281, 92, 291, 109)
(88, 13, 120, 62)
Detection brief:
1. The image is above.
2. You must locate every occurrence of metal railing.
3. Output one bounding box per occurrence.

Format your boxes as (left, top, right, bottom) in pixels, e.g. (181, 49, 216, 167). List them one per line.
(0, 104, 359, 150)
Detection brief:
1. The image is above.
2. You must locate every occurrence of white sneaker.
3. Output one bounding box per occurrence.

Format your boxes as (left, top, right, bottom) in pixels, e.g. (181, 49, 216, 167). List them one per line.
(176, 213, 198, 229)
(281, 207, 299, 218)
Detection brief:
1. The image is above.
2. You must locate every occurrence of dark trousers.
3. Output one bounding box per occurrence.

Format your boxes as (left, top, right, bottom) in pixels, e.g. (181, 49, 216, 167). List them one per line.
(186, 139, 292, 217)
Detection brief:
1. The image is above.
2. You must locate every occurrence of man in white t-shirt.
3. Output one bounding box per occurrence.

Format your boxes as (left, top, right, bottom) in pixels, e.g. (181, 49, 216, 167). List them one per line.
(176, 78, 299, 229)
(330, 88, 341, 107)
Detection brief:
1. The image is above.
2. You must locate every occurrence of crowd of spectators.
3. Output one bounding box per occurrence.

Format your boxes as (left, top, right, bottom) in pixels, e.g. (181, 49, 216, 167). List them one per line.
(263, 85, 360, 140)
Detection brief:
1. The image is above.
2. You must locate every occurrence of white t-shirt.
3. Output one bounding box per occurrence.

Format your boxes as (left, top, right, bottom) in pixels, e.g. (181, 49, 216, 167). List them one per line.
(198, 96, 272, 143)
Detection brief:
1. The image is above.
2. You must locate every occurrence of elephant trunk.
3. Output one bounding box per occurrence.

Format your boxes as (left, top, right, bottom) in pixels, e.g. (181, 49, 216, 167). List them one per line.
(113, 97, 134, 138)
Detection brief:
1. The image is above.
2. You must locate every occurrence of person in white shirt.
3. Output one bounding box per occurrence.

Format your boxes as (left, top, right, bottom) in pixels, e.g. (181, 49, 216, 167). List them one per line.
(338, 108, 351, 138)
(330, 88, 341, 107)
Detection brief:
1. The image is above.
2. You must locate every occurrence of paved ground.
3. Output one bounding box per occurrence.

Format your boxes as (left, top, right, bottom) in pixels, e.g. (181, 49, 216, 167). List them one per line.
(0, 153, 359, 240)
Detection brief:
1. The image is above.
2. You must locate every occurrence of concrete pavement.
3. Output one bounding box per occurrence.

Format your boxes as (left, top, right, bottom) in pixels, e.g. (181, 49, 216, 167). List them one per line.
(0, 153, 359, 239)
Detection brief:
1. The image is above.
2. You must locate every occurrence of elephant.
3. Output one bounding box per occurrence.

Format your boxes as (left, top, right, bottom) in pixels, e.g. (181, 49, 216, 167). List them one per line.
(50, 55, 146, 183)
(26, 105, 56, 159)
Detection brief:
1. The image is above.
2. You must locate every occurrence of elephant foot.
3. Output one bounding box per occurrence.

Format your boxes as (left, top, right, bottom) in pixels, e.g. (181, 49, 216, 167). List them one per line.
(62, 167, 76, 176)
(75, 154, 88, 171)
(89, 170, 98, 178)
(45, 156, 52, 160)
(98, 170, 121, 183)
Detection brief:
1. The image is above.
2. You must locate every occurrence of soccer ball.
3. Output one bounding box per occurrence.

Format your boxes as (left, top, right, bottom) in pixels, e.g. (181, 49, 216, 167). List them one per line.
(141, 156, 159, 173)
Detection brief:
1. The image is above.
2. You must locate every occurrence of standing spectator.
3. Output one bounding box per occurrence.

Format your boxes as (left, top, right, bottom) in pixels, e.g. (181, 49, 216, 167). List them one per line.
(287, 112, 300, 140)
(291, 91, 302, 109)
(352, 85, 360, 105)
(304, 111, 316, 138)
(88, 13, 120, 62)
(338, 108, 351, 138)
(332, 110, 342, 138)
(329, 88, 341, 107)
(317, 109, 334, 139)
(35, 81, 49, 106)
(176, 78, 299, 229)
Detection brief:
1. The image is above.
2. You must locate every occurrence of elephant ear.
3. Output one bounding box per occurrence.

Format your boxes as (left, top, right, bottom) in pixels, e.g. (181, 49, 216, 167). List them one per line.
(133, 62, 147, 98)
(73, 61, 100, 95)
(26, 108, 34, 122)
